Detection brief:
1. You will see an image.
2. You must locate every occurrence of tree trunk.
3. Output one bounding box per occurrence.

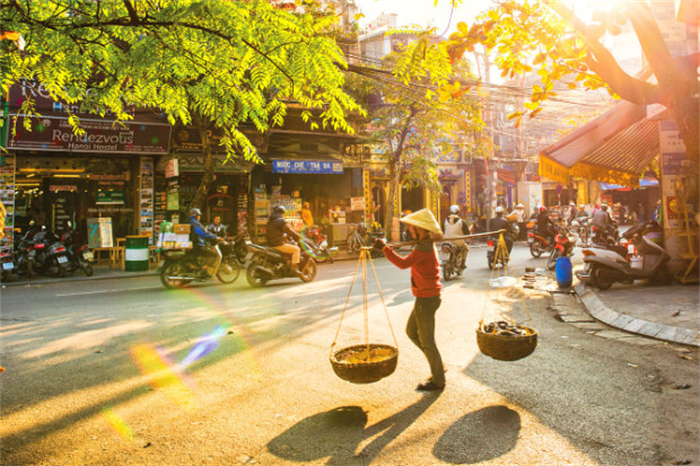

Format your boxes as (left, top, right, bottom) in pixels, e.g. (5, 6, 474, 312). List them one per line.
(191, 114, 215, 211)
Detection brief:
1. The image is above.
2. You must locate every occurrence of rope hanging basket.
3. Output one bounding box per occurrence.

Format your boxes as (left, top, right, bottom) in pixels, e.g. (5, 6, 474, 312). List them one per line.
(330, 343, 398, 384)
(330, 247, 399, 384)
(476, 322, 538, 361)
(477, 234, 539, 361)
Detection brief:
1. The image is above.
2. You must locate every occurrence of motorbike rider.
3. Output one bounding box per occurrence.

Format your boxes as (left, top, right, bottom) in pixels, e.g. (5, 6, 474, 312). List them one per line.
(566, 202, 578, 226)
(591, 203, 614, 242)
(207, 215, 227, 238)
(577, 204, 589, 218)
(489, 206, 514, 254)
(442, 205, 471, 269)
(189, 208, 221, 278)
(266, 205, 303, 277)
(536, 206, 556, 243)
(509, 203, 527, 240)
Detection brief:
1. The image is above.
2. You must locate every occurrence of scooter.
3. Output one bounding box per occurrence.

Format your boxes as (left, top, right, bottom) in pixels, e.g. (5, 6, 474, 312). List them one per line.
(1, 248, 14, 282)
(301, 226, 336, 264)
(159, 240, 240, 289)
(246, 239, 317, 287)
(576, 222, 671, 290)
(591, 219, 620, 245)
(527, 226, 555, 258)
(547, 226, 577, 270)
(61, 222, 94, 277)
(440, 241, 468, 281)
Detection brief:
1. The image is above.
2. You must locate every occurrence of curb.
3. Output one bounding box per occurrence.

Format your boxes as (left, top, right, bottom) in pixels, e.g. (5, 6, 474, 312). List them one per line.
(573, 282, 700, 347)
(2, 270, 159, 288)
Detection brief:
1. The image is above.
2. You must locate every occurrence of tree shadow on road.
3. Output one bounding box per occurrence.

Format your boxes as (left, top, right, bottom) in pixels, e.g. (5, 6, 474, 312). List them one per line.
(267, 392, 441, 465)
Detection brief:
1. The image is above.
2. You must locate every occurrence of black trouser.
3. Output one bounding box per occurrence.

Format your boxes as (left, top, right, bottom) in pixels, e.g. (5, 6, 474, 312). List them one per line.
(406, 296, 444, 385)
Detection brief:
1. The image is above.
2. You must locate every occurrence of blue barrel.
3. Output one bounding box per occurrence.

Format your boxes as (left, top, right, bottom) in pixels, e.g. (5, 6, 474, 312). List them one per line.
(555, 256, 573, 288)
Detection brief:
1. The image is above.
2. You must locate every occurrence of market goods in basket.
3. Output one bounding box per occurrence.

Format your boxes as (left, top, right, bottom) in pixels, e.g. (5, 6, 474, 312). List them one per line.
(481, 320, 531, 337)
(335, 345, 396, 364)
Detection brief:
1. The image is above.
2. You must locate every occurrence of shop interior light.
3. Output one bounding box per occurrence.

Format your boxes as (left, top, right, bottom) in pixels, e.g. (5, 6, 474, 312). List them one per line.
(54, 174, 81, 178)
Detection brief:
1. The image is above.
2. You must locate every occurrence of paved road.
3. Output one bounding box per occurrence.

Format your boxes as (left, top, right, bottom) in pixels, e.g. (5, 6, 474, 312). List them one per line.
(1, 245, 698, 465)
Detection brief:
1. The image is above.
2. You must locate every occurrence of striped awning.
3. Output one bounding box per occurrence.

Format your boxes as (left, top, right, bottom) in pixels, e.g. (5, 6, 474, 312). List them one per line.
(539, 102, 661, 186)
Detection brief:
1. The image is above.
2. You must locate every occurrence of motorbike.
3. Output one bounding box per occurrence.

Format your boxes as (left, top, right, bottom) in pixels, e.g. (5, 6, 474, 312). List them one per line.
(42, 230, 73, 277)
(487, 222, 518, 269)
(576, 220, 671, 290)
(301, 226, 337, 263)
(159, 240, 241, 289)
(546, 226, 577, 270)
(570, 217, 590, 246)
(61, 222, 94, 276)
(591, 218, 620, 245)
(527, 225, 555, 258)
(246, 239, 317, 287)
(440, 241, 468, 281)
(1, 248, 14, 282)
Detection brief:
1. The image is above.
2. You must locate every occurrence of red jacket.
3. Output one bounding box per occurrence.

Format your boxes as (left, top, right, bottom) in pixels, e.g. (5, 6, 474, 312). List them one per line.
(382, 240, 442, 298)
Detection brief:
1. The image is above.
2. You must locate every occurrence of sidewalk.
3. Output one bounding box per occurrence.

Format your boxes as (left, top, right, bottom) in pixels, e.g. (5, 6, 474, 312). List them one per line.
(574, 280, 700, 347)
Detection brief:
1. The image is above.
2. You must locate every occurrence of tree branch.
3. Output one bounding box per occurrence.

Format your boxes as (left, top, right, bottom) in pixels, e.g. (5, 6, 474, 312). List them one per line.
(544, 0, 661, 105)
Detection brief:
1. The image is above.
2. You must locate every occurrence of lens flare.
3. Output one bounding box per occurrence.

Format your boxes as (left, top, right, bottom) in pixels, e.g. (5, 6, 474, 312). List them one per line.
(179, 325, 227, 369)
(130, 343, 194, 409)
(102, 406, 134, 441)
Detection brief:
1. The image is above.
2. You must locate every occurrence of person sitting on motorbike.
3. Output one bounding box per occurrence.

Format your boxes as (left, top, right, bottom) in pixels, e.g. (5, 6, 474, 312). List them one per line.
(577, 204, 589, 218)
(489, 206, 514, 254)
(566, 202, 578, 226)
(442, 205, 471, 269)
(189, 208, 221, 278)
(509, 203, 527, 240)
(536, 206, 556, 244)
(591, 203, 614, 242)
(207, 215, 227, 238)
(266, 205, 303, 277)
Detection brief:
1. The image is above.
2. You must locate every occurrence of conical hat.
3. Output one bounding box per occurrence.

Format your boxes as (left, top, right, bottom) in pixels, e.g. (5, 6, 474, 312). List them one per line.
(400, 208, 442, 234)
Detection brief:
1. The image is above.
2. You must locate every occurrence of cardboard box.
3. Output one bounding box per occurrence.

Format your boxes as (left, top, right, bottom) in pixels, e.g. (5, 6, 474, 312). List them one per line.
(173, 223, 191, 235)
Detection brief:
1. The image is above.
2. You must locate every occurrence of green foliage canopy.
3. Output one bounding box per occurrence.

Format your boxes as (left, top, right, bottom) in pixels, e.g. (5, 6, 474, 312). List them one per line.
(1, 0, 363, 160)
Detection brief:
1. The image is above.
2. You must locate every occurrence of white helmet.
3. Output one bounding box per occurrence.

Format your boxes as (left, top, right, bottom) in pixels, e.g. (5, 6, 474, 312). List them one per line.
(495, 206, 504, 214)
(449, 205, 459, 214)
(516, 203, 524, 209)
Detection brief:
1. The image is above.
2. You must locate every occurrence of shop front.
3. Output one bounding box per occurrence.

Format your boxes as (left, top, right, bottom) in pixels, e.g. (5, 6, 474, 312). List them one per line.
(250, 155, 362, 245)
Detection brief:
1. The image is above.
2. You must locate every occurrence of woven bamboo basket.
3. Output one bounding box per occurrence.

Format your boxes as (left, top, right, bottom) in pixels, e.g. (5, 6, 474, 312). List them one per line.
(330, 344, 398, 384)
(476, 326, 538, 361)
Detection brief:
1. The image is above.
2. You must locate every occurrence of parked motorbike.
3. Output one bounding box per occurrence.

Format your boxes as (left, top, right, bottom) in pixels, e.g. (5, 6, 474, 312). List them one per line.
(301, 226, 336, 264)
(576, 221, 671, 290)
(570, 217, 590, 246)
(487, 223, 518, 269)
(42, 230, 72, 277)
(12, 225, 41, 277)
(440, 241, 468, 281)
(1, 248, 14, 282)
(246, 240, 317, 287)
(159, 240, 241, 289)
(61, 222, 94, 276)
(546, 226, 576, 270)
(591, 218, 620, 245)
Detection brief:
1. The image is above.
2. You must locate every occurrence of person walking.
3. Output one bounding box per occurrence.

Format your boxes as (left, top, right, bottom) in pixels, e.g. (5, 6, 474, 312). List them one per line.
(373, 209, 445, 391)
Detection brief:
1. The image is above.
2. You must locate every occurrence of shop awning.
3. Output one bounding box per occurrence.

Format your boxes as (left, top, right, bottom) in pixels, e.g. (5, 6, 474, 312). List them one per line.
(539, 102, 660, 186)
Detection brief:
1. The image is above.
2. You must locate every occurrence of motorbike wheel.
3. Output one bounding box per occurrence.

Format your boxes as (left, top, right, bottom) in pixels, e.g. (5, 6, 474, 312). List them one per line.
(529, 242, 543, 258)
(160, 262, 190, 289)
(443, 264, 453, 281)
(216, 257, 240, 284)
(299, 259, 317, 283)
(547, 250, 560, 271)
(324, 248, 334, 264)
(487, 253, 494, 270)
(81, 260, 94, 277)
(591, 266, 614, 291)
(1, 271, 11, 283)
(246, 265, 268, 288)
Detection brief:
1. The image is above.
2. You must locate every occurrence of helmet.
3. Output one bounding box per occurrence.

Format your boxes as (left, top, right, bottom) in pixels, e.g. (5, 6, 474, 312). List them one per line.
(273, 205, 286, 214)
(516, 203, 524, 209)
(190, 208, 202, 216)
(495, 206, 504, 214)
(579, 204, 585, 209)
(449, 205, 460, 214)
(570, 202, 576, 206)
(540, 206, 547, 213)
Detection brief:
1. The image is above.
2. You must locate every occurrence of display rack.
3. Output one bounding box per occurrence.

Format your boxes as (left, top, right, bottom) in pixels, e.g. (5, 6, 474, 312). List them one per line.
(673, 180, 699, 284)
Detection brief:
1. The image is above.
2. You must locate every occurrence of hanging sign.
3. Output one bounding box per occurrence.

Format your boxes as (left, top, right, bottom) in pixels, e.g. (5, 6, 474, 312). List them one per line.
(272, 159, 343, 174)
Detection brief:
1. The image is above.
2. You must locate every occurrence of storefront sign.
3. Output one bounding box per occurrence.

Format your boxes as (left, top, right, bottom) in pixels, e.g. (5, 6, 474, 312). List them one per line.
(659, 120, 689, 175)
(539, 155, 569, 184)
(351, 197, 365, 211)
(272, 159, 343, 174)
(363, 169, 371, 226)
(96, 190, 125, 205)
(165, 158, 179, 178)
(7, 115, 171, 154)
(171, 154, 251, 173)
